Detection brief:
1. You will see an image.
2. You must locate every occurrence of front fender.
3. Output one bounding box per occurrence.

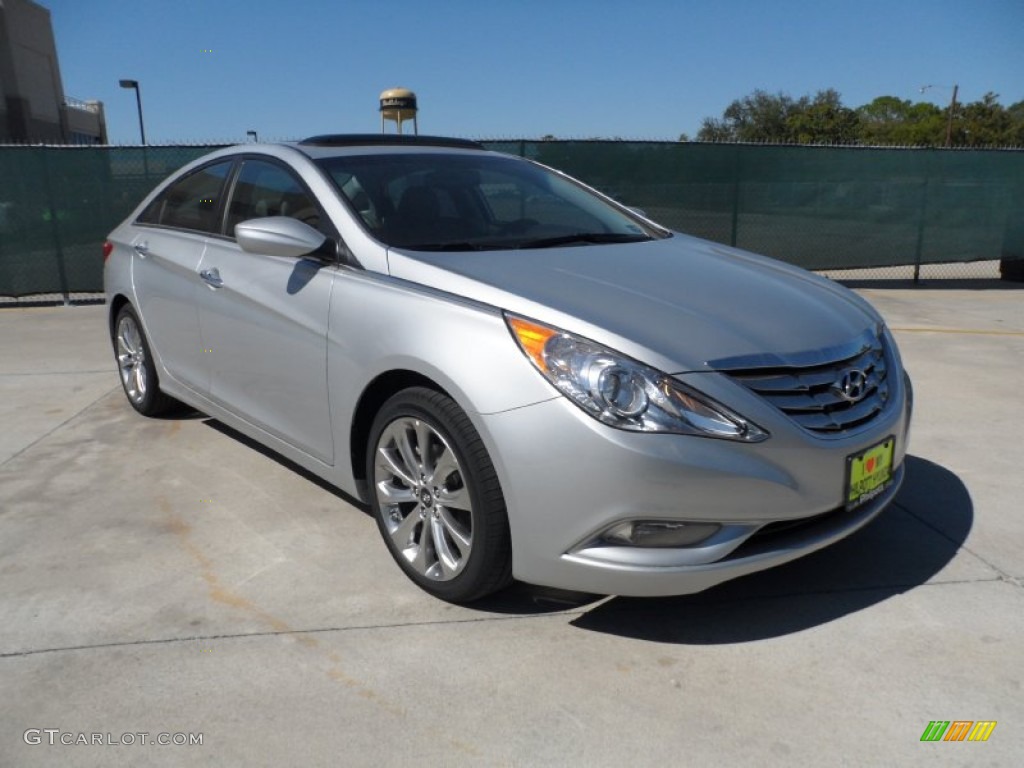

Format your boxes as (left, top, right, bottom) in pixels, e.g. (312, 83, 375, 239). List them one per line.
(325, 269, 557, 495)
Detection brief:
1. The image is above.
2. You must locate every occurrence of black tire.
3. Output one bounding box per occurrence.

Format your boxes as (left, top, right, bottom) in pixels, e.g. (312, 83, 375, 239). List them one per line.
(366, 387, 512, 603)
(111, 304, 178, 417)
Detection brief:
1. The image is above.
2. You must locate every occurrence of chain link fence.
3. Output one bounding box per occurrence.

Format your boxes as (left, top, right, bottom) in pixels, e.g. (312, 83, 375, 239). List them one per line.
(0, 145, 225, 302)
(489, 141, 1024, 278)
(2, 141, 1022, 302)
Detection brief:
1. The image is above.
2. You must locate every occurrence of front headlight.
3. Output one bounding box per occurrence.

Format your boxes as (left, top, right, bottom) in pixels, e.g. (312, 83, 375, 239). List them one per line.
(506, 314, 768, 442)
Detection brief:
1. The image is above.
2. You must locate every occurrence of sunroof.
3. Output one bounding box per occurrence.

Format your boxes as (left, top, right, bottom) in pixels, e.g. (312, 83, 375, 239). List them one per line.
(298, 134, 483, 150)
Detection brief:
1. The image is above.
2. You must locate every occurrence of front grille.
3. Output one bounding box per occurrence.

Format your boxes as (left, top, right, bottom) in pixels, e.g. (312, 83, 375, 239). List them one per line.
(725, 333, 890, 434)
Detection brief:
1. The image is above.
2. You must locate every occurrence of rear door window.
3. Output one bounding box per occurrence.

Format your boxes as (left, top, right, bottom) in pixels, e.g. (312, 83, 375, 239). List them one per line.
(137, 161, 232, 233)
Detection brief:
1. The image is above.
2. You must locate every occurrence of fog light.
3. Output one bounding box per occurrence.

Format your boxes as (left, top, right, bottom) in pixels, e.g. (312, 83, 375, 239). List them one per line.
(601, 520, 721, 548)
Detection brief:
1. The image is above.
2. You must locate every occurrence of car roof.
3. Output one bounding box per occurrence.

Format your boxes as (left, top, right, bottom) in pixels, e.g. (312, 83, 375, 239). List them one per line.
(287, 133, 487, 160)
(152, 135, 511, 191)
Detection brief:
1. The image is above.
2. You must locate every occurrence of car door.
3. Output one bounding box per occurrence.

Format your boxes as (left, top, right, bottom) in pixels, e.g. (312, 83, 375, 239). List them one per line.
(130, 160, 233, 395)
(194, 157, 335, 464)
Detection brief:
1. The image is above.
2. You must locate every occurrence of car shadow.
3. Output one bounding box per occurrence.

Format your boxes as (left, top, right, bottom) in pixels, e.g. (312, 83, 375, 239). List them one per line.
(286, 258, 323, 295)
(186, 418, 971, 628)
(201, 418, 371, 514)
(151, 404, 207, 420)
(473, 581, 606, 615)
(198, 415, 606, 614)
(567, 455, 972, 643)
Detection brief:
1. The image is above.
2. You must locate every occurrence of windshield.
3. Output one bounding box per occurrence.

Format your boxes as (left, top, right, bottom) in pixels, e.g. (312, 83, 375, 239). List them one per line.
(314, 152, 669, 251)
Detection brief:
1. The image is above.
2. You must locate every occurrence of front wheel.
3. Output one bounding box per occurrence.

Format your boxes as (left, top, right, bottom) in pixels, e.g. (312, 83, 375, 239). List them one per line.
(367, 387, 512, 603)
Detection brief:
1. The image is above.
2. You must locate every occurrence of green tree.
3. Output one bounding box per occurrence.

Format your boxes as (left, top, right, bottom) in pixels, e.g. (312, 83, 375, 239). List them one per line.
(696, 89, 1024, 146)
(955, 92, 1024, 146)
(695, 116, 736, 142)
(697, 89, 858, 144)
(1007, 101, 1024, 145)
(700, 89, 801, 142)
(785, 89, 860, 144)
(856, 96, 945, 145)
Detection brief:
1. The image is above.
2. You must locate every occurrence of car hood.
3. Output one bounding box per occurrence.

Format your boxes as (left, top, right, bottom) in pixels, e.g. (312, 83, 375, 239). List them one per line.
(386, 234, 881, 373)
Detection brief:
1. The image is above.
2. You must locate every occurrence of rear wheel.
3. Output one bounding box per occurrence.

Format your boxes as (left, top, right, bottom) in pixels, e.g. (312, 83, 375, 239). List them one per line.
(112, 304, 177, 416)
(367, 387, 512, 603)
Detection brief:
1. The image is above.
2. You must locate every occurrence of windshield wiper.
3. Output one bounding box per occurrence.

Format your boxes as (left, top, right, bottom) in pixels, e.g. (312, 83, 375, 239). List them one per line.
(402, 240, 515, 252)
(400, 232, 653, 252)
(516, 232, 653, 249)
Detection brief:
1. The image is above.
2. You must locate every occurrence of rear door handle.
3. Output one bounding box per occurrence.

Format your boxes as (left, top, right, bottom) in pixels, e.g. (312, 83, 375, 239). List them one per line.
(133, 242, 149, 257)
(199, 267, 223, 288)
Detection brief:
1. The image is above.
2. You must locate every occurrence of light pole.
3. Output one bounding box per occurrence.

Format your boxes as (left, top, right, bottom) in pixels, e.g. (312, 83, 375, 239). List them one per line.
(119, 79, 147, 144)
(920, 83, 959, 147)
(120, 79, 149, 180)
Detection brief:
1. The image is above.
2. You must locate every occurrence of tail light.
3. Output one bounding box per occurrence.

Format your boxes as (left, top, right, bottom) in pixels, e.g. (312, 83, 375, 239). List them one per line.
(102, 241, 114, 262)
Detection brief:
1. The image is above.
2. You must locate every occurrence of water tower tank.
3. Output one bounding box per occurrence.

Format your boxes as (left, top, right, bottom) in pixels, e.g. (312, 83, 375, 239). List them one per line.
(380, 88, 418, 135)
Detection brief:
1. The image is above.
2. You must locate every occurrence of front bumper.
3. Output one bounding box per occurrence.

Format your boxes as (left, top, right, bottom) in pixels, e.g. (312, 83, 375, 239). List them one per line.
(477, 371, 910, 597)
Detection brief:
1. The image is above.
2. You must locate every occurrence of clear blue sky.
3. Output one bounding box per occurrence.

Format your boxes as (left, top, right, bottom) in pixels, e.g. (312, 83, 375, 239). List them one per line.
(45, 0, 1024, 144)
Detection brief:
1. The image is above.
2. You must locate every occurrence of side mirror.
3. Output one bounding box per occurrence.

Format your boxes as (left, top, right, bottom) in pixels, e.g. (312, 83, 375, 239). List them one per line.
(235, 216, 327, 258)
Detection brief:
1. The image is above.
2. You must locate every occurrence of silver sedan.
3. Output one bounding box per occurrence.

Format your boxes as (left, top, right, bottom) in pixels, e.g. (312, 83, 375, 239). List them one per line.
(104, 135, 912, 602)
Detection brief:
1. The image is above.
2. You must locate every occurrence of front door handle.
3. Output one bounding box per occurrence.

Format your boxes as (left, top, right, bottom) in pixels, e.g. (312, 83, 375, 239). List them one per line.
(199, 267, 223, 288)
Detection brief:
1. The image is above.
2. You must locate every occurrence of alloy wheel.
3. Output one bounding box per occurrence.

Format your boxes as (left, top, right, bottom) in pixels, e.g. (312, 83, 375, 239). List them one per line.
(116, 314, 148, 405)
(373, 417, 474, 581)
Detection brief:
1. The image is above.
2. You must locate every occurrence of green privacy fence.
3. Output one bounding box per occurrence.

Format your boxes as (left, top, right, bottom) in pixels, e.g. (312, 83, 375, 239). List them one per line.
(0, 145, 221, 297)
(1, 141, 1022, 297)
(491, 141, 1024, 273)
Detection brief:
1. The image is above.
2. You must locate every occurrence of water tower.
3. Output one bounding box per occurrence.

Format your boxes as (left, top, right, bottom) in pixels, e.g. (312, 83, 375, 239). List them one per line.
(379, 88, 418, 135)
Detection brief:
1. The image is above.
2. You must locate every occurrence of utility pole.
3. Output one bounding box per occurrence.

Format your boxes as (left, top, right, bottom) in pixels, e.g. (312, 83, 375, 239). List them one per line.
(944, 84, 959, 148)
(920, 83, 960, 147)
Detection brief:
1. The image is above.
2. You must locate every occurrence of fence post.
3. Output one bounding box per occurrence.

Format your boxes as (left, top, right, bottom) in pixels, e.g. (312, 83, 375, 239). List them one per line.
(999, 170, 1024, 281)
(912, 152, 930, 285)
(729, 145, 741, 247)
(38, 149, 72, 305)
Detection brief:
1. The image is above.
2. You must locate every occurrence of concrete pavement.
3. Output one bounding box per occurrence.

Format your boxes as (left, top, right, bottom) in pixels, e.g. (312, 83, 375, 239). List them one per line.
(1, 286, 1021, 766)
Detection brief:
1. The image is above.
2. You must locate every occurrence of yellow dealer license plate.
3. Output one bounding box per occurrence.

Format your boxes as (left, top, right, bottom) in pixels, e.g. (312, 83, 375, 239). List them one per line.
(845, 437, 895, 509)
